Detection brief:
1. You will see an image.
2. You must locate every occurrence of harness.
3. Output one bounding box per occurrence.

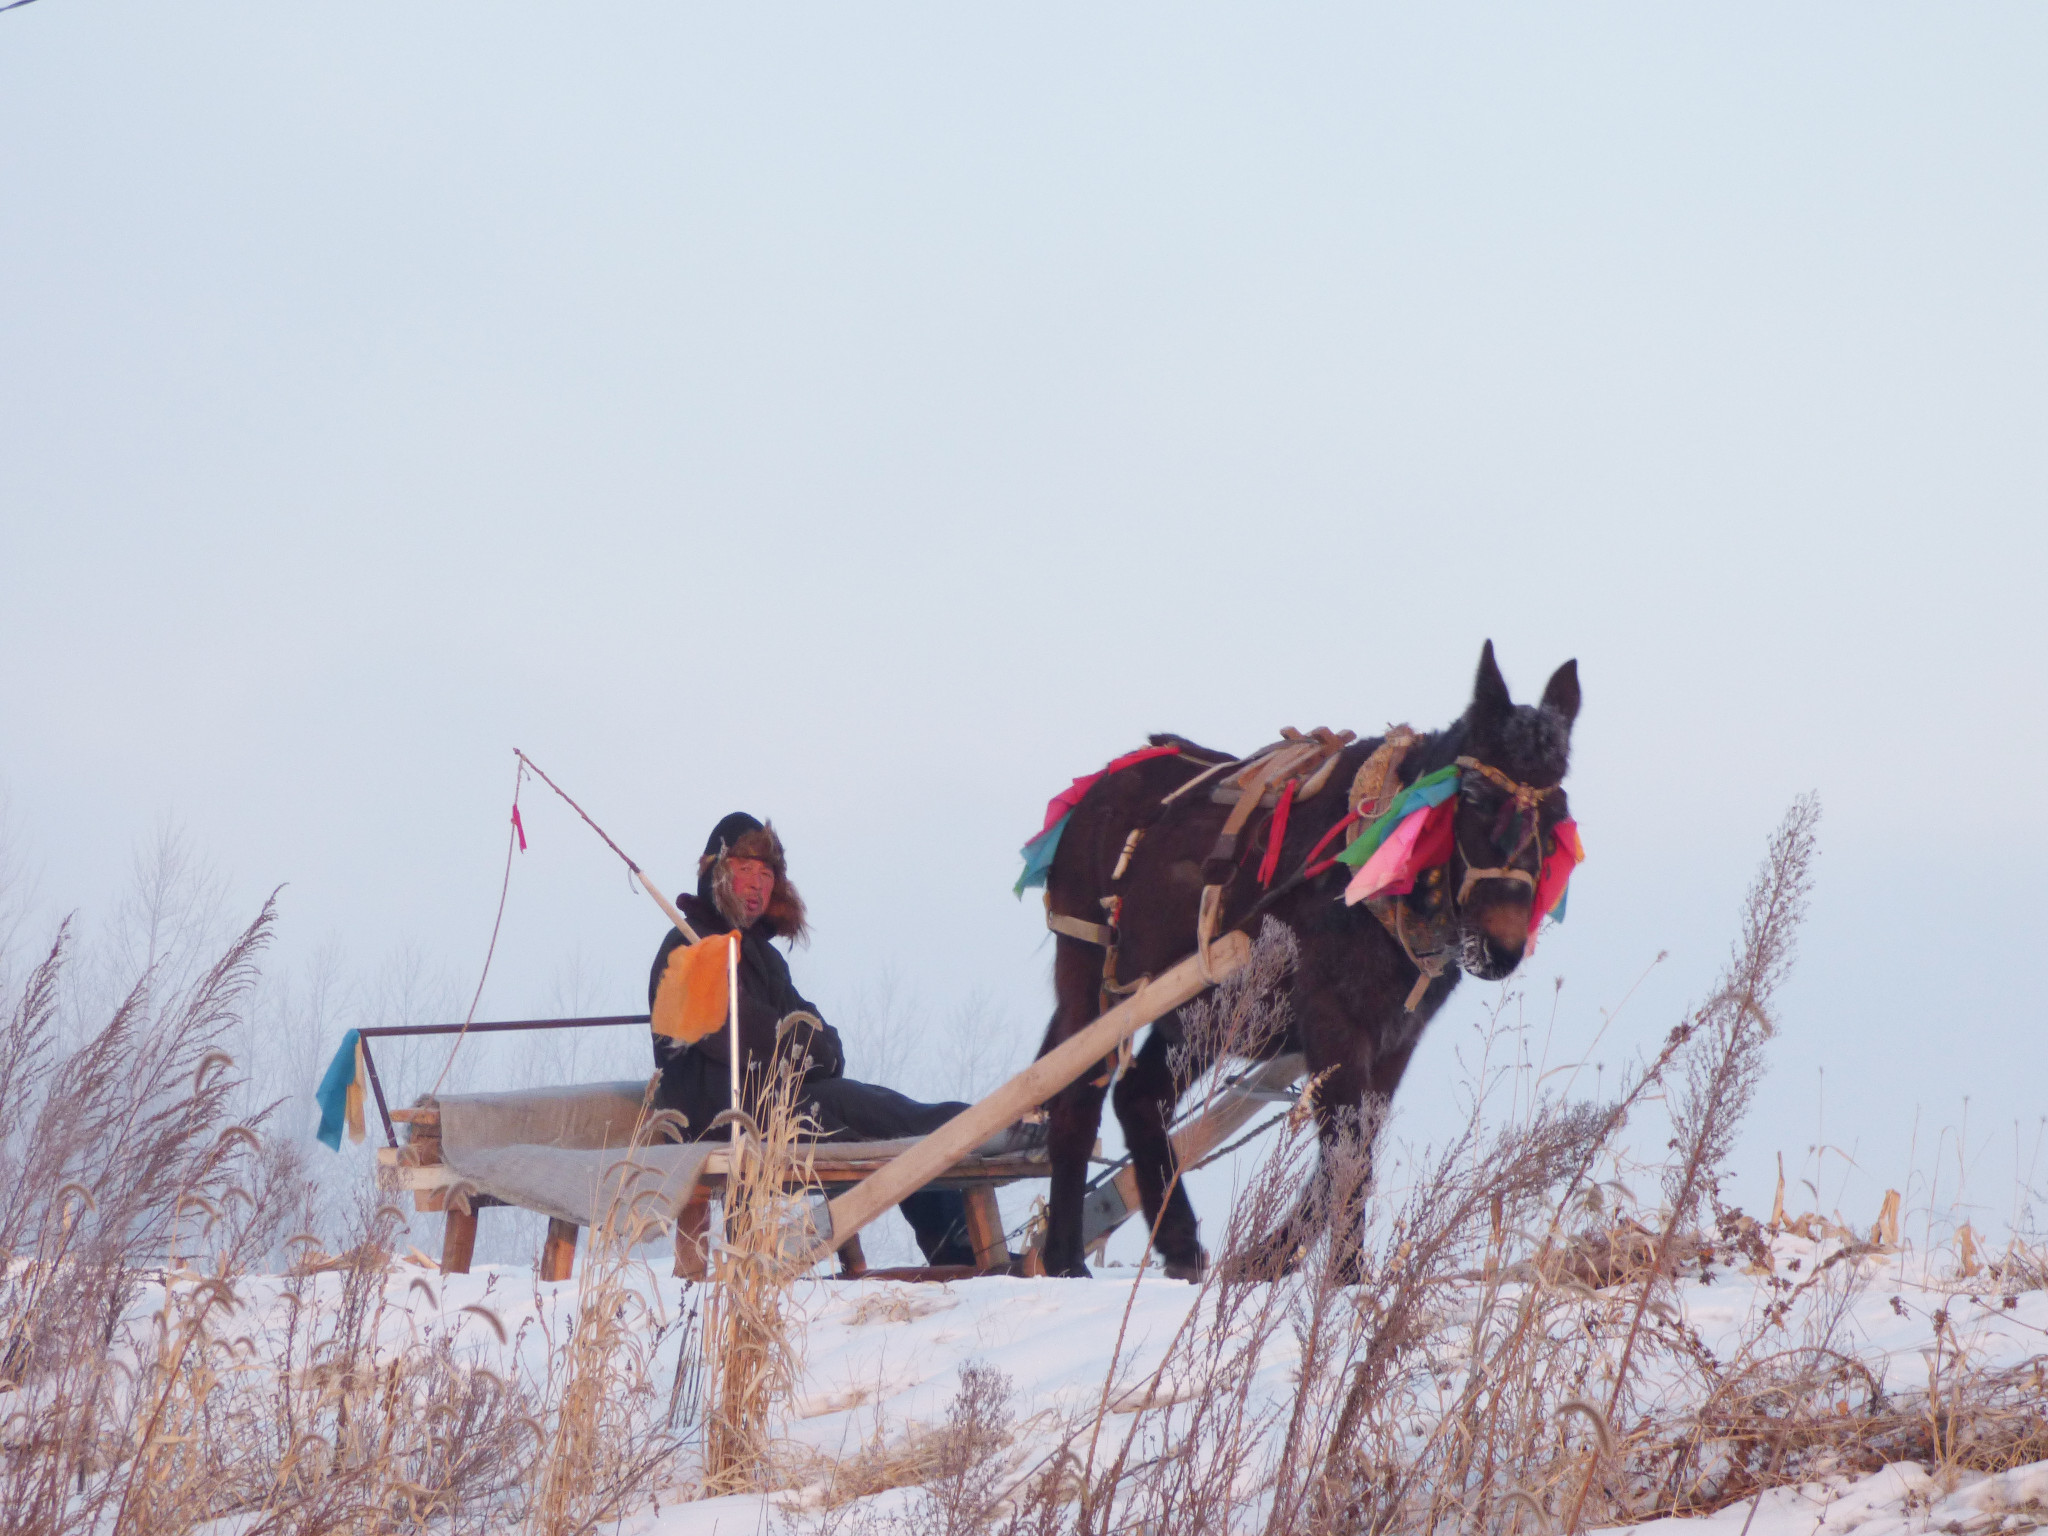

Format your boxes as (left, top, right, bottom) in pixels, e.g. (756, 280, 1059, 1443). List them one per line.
(1043, 727, 1572, 1039)
(1451, 755, 1548, 903)
(1044, 728, 1353, 1085)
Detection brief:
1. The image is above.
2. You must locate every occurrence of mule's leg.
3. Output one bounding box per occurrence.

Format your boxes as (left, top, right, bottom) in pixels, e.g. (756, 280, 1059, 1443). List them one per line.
(1044, 1075, 1109, 1277)
(1322, 1035, 1423, 1282)
(1227, 990, 1415, 1283)
(1112, 1018, 1209, 1280)
(1298, 1031, 1422, 1284)
(1040, 935, 1111, 1278)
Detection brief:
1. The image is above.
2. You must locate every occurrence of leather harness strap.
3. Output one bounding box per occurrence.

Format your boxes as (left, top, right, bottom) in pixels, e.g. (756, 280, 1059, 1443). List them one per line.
(1159, 746, 1270, 808)
(1370, 900, 1452, 1012)
(1449, 753, 1554, 905)
(1046, 911, 1117, 947)
(1194, 728, 1352, 980)
(1201, 730, 1351, 884)
(1455, 754, 1552, 812)
(1457, 863, 1536, 904)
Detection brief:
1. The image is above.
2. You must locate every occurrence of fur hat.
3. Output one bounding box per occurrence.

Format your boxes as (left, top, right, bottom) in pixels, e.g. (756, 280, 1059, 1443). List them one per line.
(696, 812, 809, 943)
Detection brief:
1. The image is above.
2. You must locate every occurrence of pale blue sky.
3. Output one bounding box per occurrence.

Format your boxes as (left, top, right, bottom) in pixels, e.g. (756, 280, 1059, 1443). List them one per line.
(3, 4, 2044, 1239)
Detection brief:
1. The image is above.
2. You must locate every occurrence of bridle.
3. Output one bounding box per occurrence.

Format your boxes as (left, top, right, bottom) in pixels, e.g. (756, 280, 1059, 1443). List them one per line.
(1450, 755, 1560, 905)
(1354, 753, 1563, 1011)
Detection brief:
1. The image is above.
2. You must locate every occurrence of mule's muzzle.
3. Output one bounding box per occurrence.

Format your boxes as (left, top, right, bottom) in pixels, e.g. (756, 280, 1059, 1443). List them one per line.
(1460, 894, 1532, 981)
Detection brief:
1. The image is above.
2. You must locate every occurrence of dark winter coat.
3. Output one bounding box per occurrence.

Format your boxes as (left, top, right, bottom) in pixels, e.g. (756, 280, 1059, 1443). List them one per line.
(647, 891, 845, 1139)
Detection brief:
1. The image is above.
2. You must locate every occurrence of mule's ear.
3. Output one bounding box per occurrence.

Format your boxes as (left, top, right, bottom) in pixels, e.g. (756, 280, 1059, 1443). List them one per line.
(1540, 659, 1580, 725)
(1471, 640, 1512, 723)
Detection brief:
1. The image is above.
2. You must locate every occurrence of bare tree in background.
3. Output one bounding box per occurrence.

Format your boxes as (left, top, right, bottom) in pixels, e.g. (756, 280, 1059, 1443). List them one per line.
(935, 986, 1025, 1104)
(108, 816, 232, 1003)
(841, 968, 922, 1099)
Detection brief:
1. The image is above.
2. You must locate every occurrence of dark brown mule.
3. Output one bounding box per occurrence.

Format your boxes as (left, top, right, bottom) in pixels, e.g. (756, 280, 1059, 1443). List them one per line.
(1034, 642, 1580, 1280)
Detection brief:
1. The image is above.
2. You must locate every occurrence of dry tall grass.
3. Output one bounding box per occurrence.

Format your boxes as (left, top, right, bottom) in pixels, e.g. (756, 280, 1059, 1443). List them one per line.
(8, 803, 2039, 1536)
(526, 1092, 699, 1535)
(790, 796, 2041, 1536)
(0, 900, 696, 1535)
(699, 1054, 820, 1496)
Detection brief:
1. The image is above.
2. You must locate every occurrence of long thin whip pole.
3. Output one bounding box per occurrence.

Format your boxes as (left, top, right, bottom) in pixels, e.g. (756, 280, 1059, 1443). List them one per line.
(514, 749, 701, 945)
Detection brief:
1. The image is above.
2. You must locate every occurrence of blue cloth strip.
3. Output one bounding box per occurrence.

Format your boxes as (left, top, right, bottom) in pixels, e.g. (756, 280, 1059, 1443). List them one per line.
(1336, 766, 1461, 868)
(314, 1029, 360, 1151)
(1013, 812, 1073, 897)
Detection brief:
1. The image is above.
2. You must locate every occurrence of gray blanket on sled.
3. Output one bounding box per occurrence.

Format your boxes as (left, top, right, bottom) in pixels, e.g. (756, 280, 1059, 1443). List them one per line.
(429, 1081, 930, 1231)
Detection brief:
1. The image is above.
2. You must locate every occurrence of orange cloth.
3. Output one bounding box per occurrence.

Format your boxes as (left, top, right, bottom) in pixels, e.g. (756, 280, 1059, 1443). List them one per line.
(650, 932, 739, 1044)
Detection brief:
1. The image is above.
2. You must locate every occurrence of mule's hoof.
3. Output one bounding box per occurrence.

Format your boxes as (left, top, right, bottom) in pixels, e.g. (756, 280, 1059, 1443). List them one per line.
(1162, 1255, 1207, 1283)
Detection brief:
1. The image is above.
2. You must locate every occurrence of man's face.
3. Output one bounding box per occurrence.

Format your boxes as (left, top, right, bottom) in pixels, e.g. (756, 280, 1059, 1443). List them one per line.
(727, 857, 775, 926)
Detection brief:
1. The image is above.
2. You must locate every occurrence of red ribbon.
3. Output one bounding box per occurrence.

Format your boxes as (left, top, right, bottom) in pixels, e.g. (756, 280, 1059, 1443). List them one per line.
(511, 803, 527, 852)
(1257, 778, 1299, 887)
(1034, 744, 1182, 836)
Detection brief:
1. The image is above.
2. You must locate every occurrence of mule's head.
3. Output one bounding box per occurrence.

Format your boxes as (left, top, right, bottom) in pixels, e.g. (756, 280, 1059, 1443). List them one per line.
(1448, 641, 1579, 980)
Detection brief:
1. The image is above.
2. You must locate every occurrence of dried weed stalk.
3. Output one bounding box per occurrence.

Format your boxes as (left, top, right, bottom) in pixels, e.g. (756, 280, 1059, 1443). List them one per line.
(699, 1054, 819, 1495)
(962, 799, 1851, 1536)
(0, 900, 695, 1535)
(527, 1093, 696, 1535)
(795, 1363, 1023, 1536)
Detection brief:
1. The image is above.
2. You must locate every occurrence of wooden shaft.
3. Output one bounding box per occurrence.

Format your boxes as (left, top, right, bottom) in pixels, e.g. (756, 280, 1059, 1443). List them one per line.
(809, 929, 1252, 1264)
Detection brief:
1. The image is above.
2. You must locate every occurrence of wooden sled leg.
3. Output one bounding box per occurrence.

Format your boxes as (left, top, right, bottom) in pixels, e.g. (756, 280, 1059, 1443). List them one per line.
(963, 1187, 1008, 1273)
(540, 1217, 579, 1282)
(673, 1189, 711, 1281)
(441, 1207, 477, 1275)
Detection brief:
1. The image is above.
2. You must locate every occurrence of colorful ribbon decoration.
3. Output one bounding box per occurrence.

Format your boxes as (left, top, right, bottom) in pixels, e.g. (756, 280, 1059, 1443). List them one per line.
(1338, 765, 1584, 945)
(1342, 798, 1457, 906)
(314, 1029, 366, 1150)
(1014, 744, 1182, 896)
(1525, 818, 1583, 952)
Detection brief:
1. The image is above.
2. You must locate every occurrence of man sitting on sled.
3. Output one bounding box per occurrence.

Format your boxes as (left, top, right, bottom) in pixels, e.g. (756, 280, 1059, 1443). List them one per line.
(648, 812, 1013, 1267)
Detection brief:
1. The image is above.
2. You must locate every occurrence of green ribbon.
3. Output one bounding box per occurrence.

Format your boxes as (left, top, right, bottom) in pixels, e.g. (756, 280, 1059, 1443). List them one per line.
(1335, 765, 1460, 869)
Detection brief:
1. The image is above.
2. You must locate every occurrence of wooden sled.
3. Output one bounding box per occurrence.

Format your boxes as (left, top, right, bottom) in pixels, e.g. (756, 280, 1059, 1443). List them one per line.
(378, 1103, 1052, 1283)
(369, 929, 1269, 1283)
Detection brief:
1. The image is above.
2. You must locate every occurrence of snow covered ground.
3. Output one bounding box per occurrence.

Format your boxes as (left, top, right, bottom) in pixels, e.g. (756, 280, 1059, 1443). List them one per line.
(195, 1229, 2044, 1534)
(1616, 1461, 2048, 1536)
